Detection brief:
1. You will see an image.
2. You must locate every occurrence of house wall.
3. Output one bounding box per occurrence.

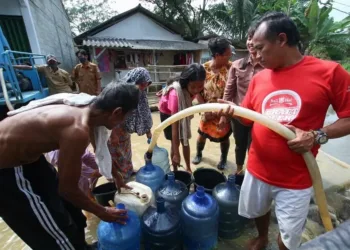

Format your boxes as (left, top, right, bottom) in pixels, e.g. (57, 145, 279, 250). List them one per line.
(200, 48, 248, 64)
(0, 0, 22, 15)
(201, 50, 211, 64)
(0, 0, 76, 71)
(157, 51, 175, 65)
(150, 51, 179, 82)
(0, 0, 41, 55)
(93, 12, 183, 41)
(95, 49, 187, 87)
(28, 0, 76, 71)
(234, 50, 249, 60)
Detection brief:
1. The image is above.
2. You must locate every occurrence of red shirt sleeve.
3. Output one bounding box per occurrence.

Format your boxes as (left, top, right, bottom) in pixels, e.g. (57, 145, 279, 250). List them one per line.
(168, 90, 179, 115)
(330, 64, 350, 118)
(239, 77, 255, 125)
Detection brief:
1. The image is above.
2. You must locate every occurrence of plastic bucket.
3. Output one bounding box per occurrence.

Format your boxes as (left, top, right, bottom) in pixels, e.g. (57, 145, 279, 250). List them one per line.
(92, 182, 117, 206)
(165, 170, 193, 191)
(193, 168, 226, 195)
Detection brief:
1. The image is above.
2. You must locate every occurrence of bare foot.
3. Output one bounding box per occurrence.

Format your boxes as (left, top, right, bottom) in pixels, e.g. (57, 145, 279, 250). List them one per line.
(247, 237, 268, 250)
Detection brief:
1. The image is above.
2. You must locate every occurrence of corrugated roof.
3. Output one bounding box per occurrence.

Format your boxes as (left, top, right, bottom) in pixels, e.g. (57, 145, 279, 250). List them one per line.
(83, 38, 132, 48)
(82, 37, 207, 51)
(130, 40, 206, 50)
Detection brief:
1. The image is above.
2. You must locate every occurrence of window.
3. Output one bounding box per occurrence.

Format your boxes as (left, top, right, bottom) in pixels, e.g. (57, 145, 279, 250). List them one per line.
(0, 15, 31, 52)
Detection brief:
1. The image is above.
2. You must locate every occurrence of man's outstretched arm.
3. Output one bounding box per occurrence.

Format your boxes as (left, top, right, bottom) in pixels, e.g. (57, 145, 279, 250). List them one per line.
(58, 127, 126, 223)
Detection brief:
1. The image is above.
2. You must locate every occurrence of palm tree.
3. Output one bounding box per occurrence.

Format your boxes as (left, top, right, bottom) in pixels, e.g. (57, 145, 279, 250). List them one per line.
(144, 0, 216, 39)
(203, 0, 306, 43)
(204, 0, 350, 60)
(299, 0, 350, 59)
(203, 0, 258, 42)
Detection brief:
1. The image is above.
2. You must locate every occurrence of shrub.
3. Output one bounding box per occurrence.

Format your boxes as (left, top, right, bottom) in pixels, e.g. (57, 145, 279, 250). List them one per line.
(341, 59, 350, 72)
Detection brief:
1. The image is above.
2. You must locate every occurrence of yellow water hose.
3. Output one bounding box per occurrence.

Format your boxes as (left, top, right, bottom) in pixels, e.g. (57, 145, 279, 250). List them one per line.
(146, 103, 333, 232)
(0, 68, 14, 111)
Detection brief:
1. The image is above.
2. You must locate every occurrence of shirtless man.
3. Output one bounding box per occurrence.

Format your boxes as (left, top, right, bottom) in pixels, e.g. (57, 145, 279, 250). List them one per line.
(0, 83, 139, 250)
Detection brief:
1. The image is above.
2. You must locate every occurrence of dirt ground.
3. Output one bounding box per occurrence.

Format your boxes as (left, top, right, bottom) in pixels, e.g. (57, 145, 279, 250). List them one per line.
(129, 112, 238, 174)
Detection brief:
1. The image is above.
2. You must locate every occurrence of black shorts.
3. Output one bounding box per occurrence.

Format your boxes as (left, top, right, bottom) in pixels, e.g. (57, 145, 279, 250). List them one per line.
(160, 112, 172, 140)
(0, 155, 87, 250)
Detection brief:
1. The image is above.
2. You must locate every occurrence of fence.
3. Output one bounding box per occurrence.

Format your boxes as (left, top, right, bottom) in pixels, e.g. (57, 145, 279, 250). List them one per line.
(145, 65, 188, 93)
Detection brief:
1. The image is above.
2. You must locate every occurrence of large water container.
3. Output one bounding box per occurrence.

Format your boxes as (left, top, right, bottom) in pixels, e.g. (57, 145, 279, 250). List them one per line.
(212, 174, 243, 239)
(152, 145, 171, 174)
(142, 197, 182, 250)
(148, 139, 170, 174)
(114, 181, 155, 217)
(97, 203, 141, 250)
(157, 172, 189, 209)
(136, 161, 165, 193)
(181, 186, 219, 250)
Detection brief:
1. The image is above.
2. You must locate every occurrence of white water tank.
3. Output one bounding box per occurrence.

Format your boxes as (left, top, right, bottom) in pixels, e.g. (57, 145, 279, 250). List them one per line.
(114, 181, 155, 217)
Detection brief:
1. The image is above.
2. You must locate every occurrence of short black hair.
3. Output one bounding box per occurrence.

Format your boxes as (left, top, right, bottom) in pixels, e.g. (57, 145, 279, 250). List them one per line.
(208, 37, 231, 57)
(76, 49, 88, 57)
(176, 63, 206, 89)
(255, 11, 300, 46)
(92, 82, 139, 113)
(247, 22, 257, 38)
(239, 23, 259, 70)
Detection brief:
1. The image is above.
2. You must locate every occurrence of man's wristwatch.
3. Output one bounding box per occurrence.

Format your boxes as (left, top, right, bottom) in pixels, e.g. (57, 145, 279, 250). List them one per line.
(311, 129, 328, 145)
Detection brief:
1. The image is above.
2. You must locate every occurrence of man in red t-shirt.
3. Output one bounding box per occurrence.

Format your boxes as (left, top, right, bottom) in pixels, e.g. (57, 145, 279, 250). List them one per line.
(223, 12, 350, 250)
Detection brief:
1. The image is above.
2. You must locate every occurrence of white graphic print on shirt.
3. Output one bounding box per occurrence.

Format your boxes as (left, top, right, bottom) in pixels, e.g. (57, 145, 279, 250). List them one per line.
(262, 90, 302, 124)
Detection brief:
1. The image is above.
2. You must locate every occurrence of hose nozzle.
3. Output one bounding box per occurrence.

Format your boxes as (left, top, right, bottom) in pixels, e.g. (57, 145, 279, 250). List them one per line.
(144, 152, 153, 163)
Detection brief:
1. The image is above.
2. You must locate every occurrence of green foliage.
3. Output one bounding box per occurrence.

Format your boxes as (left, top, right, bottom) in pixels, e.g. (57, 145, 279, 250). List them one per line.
(63, 0, 118, 34)
(341, 59, 350, 72)
(308, 44, 331, 59)
(204, 0, 350, 60)
(201, 0, 309, 43)
(256, 0, 293, 15)
(302, 0, 350, 59)
(203, 0, 258, 41)
(142, 0, 216, 39)
(64, 0, 350, 62)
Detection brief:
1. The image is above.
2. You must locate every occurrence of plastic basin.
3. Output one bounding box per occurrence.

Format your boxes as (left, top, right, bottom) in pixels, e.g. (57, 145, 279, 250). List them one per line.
(193, 168, 226, 195)
(92, 182, 117, 206)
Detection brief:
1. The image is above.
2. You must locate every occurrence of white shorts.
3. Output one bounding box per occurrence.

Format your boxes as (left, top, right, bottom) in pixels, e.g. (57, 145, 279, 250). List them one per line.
(238, 170, 313, 250)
